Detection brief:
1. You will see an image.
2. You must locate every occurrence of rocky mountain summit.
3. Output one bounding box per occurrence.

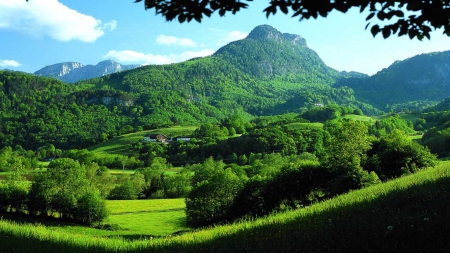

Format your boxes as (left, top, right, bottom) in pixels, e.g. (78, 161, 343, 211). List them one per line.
(34, 60, 140, 83)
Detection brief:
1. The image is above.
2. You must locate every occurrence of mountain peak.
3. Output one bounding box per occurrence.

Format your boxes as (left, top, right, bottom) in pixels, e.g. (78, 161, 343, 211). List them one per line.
(247, 25, 279, 39)
(34, 60, 140, 83)
(247, 24, 307, 46)
(97, 59, 117, 65)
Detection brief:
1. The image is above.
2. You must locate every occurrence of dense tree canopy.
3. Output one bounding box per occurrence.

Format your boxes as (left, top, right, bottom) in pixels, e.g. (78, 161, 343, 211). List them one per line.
(134, 0, 450, 40)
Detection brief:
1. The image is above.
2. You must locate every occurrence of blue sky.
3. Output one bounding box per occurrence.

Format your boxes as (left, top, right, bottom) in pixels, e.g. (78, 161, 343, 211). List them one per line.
(1, 0, 450, 76)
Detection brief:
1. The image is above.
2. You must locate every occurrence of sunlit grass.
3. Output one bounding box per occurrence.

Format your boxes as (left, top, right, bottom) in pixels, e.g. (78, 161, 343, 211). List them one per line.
(87, 126, 198, 157)
(342, 114, 376, 123)
(286, 122, 323, 130)
(104, 199, 188, 238)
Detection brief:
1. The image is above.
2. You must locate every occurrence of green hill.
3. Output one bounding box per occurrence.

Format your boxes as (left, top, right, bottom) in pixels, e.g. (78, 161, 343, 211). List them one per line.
(87, 126, 197, 157)
(0, 25, 381, 151)
(334, 50, 450, 111)
(1, 163, 449, 252)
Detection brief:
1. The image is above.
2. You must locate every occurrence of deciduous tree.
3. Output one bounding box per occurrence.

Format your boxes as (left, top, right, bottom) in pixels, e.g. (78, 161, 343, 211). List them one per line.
(134, 0, 450, 40)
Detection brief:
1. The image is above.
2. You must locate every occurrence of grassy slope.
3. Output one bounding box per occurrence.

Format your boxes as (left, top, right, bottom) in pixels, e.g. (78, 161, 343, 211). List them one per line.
(0, 199, 187, 240)
(1, 163, 449, 252)
(86, 115, 384, 159)
(285, 122, 324, 130)
(342, 114, 376, 123)
(105, 199, 188, 239)
(87, 126, 198, 157)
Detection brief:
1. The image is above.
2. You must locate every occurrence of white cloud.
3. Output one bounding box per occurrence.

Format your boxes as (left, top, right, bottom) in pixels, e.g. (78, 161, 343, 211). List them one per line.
(103, 20, 117, 31)
(104, 50, 173, 65)
(156, 35, 197, 47)
(175, 50, 215, 61)
(0, 0, 115, 42)
(224, 31, 248, 43)
(210, 28, 248, 46)
(0, 59, 20, 67)
(104, 49, 214, 65)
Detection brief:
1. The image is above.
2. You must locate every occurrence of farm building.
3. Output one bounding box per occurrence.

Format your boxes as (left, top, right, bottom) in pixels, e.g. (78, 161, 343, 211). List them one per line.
(142, 134, 168, 143)
(172, 136, 191, 142)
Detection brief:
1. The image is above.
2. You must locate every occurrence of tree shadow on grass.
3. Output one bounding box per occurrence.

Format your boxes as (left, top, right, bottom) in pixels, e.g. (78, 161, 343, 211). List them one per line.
(133, 176, 450, 253)
(0, 212, 83, 228)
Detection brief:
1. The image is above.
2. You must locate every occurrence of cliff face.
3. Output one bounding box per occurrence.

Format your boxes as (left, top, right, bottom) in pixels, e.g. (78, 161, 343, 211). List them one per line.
(34, 60, 140, 83)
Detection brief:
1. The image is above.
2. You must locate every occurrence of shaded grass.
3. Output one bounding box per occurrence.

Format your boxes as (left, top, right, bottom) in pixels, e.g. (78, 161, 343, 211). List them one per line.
(1, 164, 450, 252)
(399, 113, 420, 122)
(0, 168, 47, 181)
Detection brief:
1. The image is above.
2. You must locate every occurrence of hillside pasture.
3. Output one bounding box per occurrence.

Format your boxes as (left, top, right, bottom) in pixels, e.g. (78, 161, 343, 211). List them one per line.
(0, 198, 187, 241)
(285, 122, 323, 130)
(374, 112, 419, 123)
(87, 126, 198, 158)
(108, 167, 183, 176)
(342, 114, 376, 123)
(106, 199, 188, 238)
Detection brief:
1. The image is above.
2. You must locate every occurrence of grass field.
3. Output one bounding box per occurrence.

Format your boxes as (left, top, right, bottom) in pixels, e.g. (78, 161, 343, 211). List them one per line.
(374, 112, 419, 123)
(106, 199, 188, 239)
(0, 198, 187, 240)
(399, 112, 420, 122)
(1, 162, 449, 252)
(342, 114, 376, 123)
(286, 122, 324, 130)
(109, 167, 183, 176)
(87, 126, 198, 157)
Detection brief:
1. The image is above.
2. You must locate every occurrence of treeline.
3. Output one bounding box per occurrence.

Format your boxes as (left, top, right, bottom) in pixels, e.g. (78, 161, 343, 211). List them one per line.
(133, 112, 416, 167)
(0, 158, 109, 226)
(301, 104, 363, 122)
(0, 156, 193, 226)
(185, 119, 436, 228)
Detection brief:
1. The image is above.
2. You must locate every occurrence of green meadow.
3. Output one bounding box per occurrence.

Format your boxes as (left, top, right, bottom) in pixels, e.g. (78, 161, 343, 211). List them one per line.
(87, 126, 198, 157)
(342, 114, 376, 123)
(108, 167, 183, 176)
(285, 122, 324, 130)
(0, 199, 187, 240)
(106, 199, 188, 238)
(1, 162, 449, 252)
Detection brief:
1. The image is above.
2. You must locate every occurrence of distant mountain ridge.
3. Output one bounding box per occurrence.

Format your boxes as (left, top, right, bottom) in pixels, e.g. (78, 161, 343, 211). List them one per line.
(34, 60, 140, 83)
(85, 24, 378, 115)
(335, 50, 450, 110)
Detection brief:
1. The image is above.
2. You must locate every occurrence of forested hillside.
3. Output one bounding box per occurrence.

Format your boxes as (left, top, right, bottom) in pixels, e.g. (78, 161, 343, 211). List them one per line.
(5, 25, 450, 152)
(334, 50, 450, 111)
(0, 25, 383, 150)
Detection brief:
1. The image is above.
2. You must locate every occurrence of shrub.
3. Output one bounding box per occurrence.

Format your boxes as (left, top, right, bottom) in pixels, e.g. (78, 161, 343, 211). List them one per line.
(74, 191, 109, 226)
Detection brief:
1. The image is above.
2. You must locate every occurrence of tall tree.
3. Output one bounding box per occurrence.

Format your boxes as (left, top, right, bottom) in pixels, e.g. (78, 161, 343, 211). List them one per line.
(324, 119, 371, 174)
(324, 119, 379, 193)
